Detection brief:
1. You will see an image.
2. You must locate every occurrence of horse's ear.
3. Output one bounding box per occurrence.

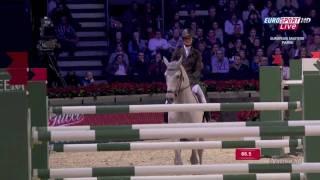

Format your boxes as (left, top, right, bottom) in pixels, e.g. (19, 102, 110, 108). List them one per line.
(177, 56, 183, 65)
(163, 56, 169, 66)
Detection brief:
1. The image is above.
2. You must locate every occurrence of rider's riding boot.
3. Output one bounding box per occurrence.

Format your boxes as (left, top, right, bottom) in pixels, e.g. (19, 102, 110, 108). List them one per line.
(164, 112, 168, 123)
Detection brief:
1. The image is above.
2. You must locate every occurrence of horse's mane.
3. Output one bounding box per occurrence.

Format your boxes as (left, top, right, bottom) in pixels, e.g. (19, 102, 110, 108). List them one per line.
(166, 61, 190, 85)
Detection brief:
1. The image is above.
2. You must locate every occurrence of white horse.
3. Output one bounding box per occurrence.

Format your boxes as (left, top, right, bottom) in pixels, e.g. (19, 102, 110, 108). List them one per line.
(163, 56, 204, 165)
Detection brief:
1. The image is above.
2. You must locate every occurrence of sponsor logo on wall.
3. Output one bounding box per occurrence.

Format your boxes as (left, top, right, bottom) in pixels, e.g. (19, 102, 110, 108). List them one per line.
(49, 113, 85, 126)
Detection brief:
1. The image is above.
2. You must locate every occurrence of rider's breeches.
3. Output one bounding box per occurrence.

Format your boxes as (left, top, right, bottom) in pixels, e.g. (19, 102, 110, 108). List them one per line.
(192, 84, 207, 103)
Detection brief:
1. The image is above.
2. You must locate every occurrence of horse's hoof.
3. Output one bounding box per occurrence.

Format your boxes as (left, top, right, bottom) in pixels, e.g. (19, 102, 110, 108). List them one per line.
(190, 157, 199, 165)
(174, 160, 183, 165)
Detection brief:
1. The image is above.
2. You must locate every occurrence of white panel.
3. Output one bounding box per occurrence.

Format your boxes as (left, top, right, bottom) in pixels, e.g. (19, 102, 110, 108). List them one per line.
(78, 41, 108, 47)
(68, 4, 104, 9)
(130, 103, 220, 113)
(77, 32, 105, 37)
(59, 51, 108, 57)
(50, 131, 96, 142)
(72, 13, 105, 18)
(80, 22, 105, 28)
(62, 106, 96, 114)
(58, 61, 102, 67)
(302, 58, 319, 72)
(139, 127, 260, 139)
(60, 70, 102, 77)
(135, 164, 249, 176)
(50, 168, 92, 178)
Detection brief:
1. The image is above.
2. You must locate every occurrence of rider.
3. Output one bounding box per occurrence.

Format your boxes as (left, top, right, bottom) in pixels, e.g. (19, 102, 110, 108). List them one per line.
(166, 28, 211, 122)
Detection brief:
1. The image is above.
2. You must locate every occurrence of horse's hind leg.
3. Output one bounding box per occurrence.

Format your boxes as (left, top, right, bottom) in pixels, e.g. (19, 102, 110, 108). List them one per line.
(197, 138, 204, 164)
(189, 138, 199, 164)
(174, 149, 183, 165)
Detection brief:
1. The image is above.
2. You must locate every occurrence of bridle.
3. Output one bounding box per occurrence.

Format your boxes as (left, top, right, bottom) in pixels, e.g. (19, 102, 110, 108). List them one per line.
(166, 68, 190, 98)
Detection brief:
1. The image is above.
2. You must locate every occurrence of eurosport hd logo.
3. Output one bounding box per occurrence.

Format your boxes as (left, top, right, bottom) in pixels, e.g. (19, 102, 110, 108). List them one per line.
(264, 17, 311, 31)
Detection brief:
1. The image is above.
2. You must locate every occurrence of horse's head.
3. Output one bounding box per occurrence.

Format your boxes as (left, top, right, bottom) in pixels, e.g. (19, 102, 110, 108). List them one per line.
(163, 56, 189, 104)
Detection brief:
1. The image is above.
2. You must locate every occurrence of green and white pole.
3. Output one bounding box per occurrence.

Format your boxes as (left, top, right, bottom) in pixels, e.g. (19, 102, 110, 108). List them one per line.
(259, 66, 284, 157)
(289, 60, 303, 155)
(283, 80, 303, 86)
(40, 120, 320, 131)
(28, 80, 48, 173)
(52, 173, 304, 180)
(303, 72, 320, 180)
(51, 139, 302, 152)
(0, 71, 31, 180)
(50, 102, 301, 115)
(33, 126, 320, 142)
(33, 163, 320, 178)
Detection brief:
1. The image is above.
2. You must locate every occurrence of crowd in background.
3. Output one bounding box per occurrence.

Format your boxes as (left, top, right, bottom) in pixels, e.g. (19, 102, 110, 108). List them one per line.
(48, 0, 320, 86)
(106, 0, 320, 84)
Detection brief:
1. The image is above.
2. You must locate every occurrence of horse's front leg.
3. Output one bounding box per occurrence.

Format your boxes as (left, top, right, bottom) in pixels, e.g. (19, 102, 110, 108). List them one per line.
(197, 138, 204, 164)
(174, 148, 183, 165)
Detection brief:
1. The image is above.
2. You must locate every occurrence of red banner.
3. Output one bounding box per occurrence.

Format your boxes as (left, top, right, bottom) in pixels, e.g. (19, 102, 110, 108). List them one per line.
(49, 113, 164, 126)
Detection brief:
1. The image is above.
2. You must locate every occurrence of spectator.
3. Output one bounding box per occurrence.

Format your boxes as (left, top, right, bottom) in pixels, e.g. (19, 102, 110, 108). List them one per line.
(245, 10, 262, 36)
(211, 43, 222, 58)
(267, 34, 282, 57)
(197, 41, 211, 76)
(239, 49, 250, 66)
(132, 52, 149, 82)
(186, 9, 202, 28)
(122, 1, 142, 38)
(296, 46, 311, 59)
(252, 55, 268, 79)
(108, 43, 129, 67)
(108, 54, 129, 82)
(168, 28, 183, 53)
(148, 30, 169, 55)
(228, 38, 246, 60)
(169, 12, 184, 31)
(224, 13, 244, 36)
(224, 0, 239, 17)
(226, 23, 244, 43)
(270, 47, 288, 66)
(307, 34, 320, 52)
(81, 71, 95, 86)
(230, 54, 250, 80)
(145, 26, 155, 40)
(143, 1, 157, 31)
(242, 2, 258, 21)
(248, 38, 262, 59)
(204, 6, 222, 31)
(263, 9, 280, 45)
(194, 28, 205, 46)
(279, 0, 298, 17)
(252, 48, 267, 73)
(55, 16, 79, 56)
(47, 0, 58, 17)
(50, 0, 72, 25)
(206, 29, 220, 49)
(128, 31, 147, 64)
(307, 9, 320, 33)
(148, 52, 166, 82)
(109, 31, 125, 52)
(190, 21, 198, 37)
(212, 21, 224, 44)
(261, 0, 274, 20)
(247, 28, 258, 49)
(289, 40, 303, 59)
(211, 49, 229, 73)
(64, 71, 80, 86)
